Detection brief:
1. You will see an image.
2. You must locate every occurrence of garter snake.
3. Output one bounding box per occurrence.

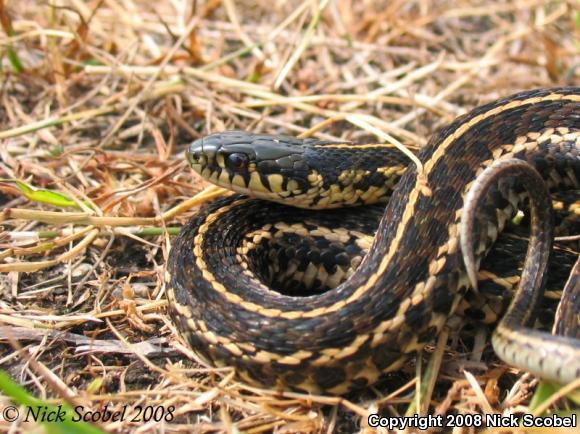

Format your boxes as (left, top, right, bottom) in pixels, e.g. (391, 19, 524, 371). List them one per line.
(167, 87, 580, 394)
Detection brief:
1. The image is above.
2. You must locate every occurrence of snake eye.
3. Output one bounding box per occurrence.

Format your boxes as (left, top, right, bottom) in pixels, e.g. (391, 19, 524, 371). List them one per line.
(226, 153, 249, 171)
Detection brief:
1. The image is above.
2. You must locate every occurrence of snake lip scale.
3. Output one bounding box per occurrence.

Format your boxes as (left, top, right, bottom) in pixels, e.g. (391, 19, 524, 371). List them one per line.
(168, 87, 580, 395)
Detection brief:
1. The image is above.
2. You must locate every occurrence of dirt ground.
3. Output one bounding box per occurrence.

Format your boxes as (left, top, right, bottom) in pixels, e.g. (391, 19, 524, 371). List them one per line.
(0, 1, 578, 433)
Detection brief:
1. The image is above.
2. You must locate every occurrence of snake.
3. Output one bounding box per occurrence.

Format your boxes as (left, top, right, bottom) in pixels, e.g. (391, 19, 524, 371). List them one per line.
(167, 87, 580, 395)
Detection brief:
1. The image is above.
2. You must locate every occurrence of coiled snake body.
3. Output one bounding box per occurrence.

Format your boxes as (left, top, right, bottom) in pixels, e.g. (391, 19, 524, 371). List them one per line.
(168, 87, 580, 394)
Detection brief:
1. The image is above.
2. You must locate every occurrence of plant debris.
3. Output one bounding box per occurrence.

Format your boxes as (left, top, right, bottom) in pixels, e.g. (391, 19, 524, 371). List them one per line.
(0, 1, 578, 433)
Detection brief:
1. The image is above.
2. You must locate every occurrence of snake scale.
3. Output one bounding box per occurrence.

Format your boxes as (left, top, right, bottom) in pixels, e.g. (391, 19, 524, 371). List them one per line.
(167, 87, 579, 394)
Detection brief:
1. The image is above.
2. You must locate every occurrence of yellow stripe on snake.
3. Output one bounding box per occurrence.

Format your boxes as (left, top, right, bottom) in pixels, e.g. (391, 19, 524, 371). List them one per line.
(167, 87, 579, 395)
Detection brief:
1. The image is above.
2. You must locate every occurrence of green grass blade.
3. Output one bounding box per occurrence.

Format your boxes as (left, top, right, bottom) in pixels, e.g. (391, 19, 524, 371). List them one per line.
(0, 370, 105, 434)
(1, 179, 86, 209)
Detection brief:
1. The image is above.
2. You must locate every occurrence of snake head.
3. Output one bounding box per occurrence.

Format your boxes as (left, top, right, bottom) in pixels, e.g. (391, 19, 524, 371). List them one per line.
(187, 131, 316, 206)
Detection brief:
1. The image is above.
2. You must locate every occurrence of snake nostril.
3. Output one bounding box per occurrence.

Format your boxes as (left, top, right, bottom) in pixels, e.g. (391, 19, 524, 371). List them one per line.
(188, 139, 205, 164)
(186, 150, 197, 165)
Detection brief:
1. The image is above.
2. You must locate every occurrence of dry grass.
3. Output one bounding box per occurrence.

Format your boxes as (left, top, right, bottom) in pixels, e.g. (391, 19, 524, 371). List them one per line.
(0, 0, 578, 433)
